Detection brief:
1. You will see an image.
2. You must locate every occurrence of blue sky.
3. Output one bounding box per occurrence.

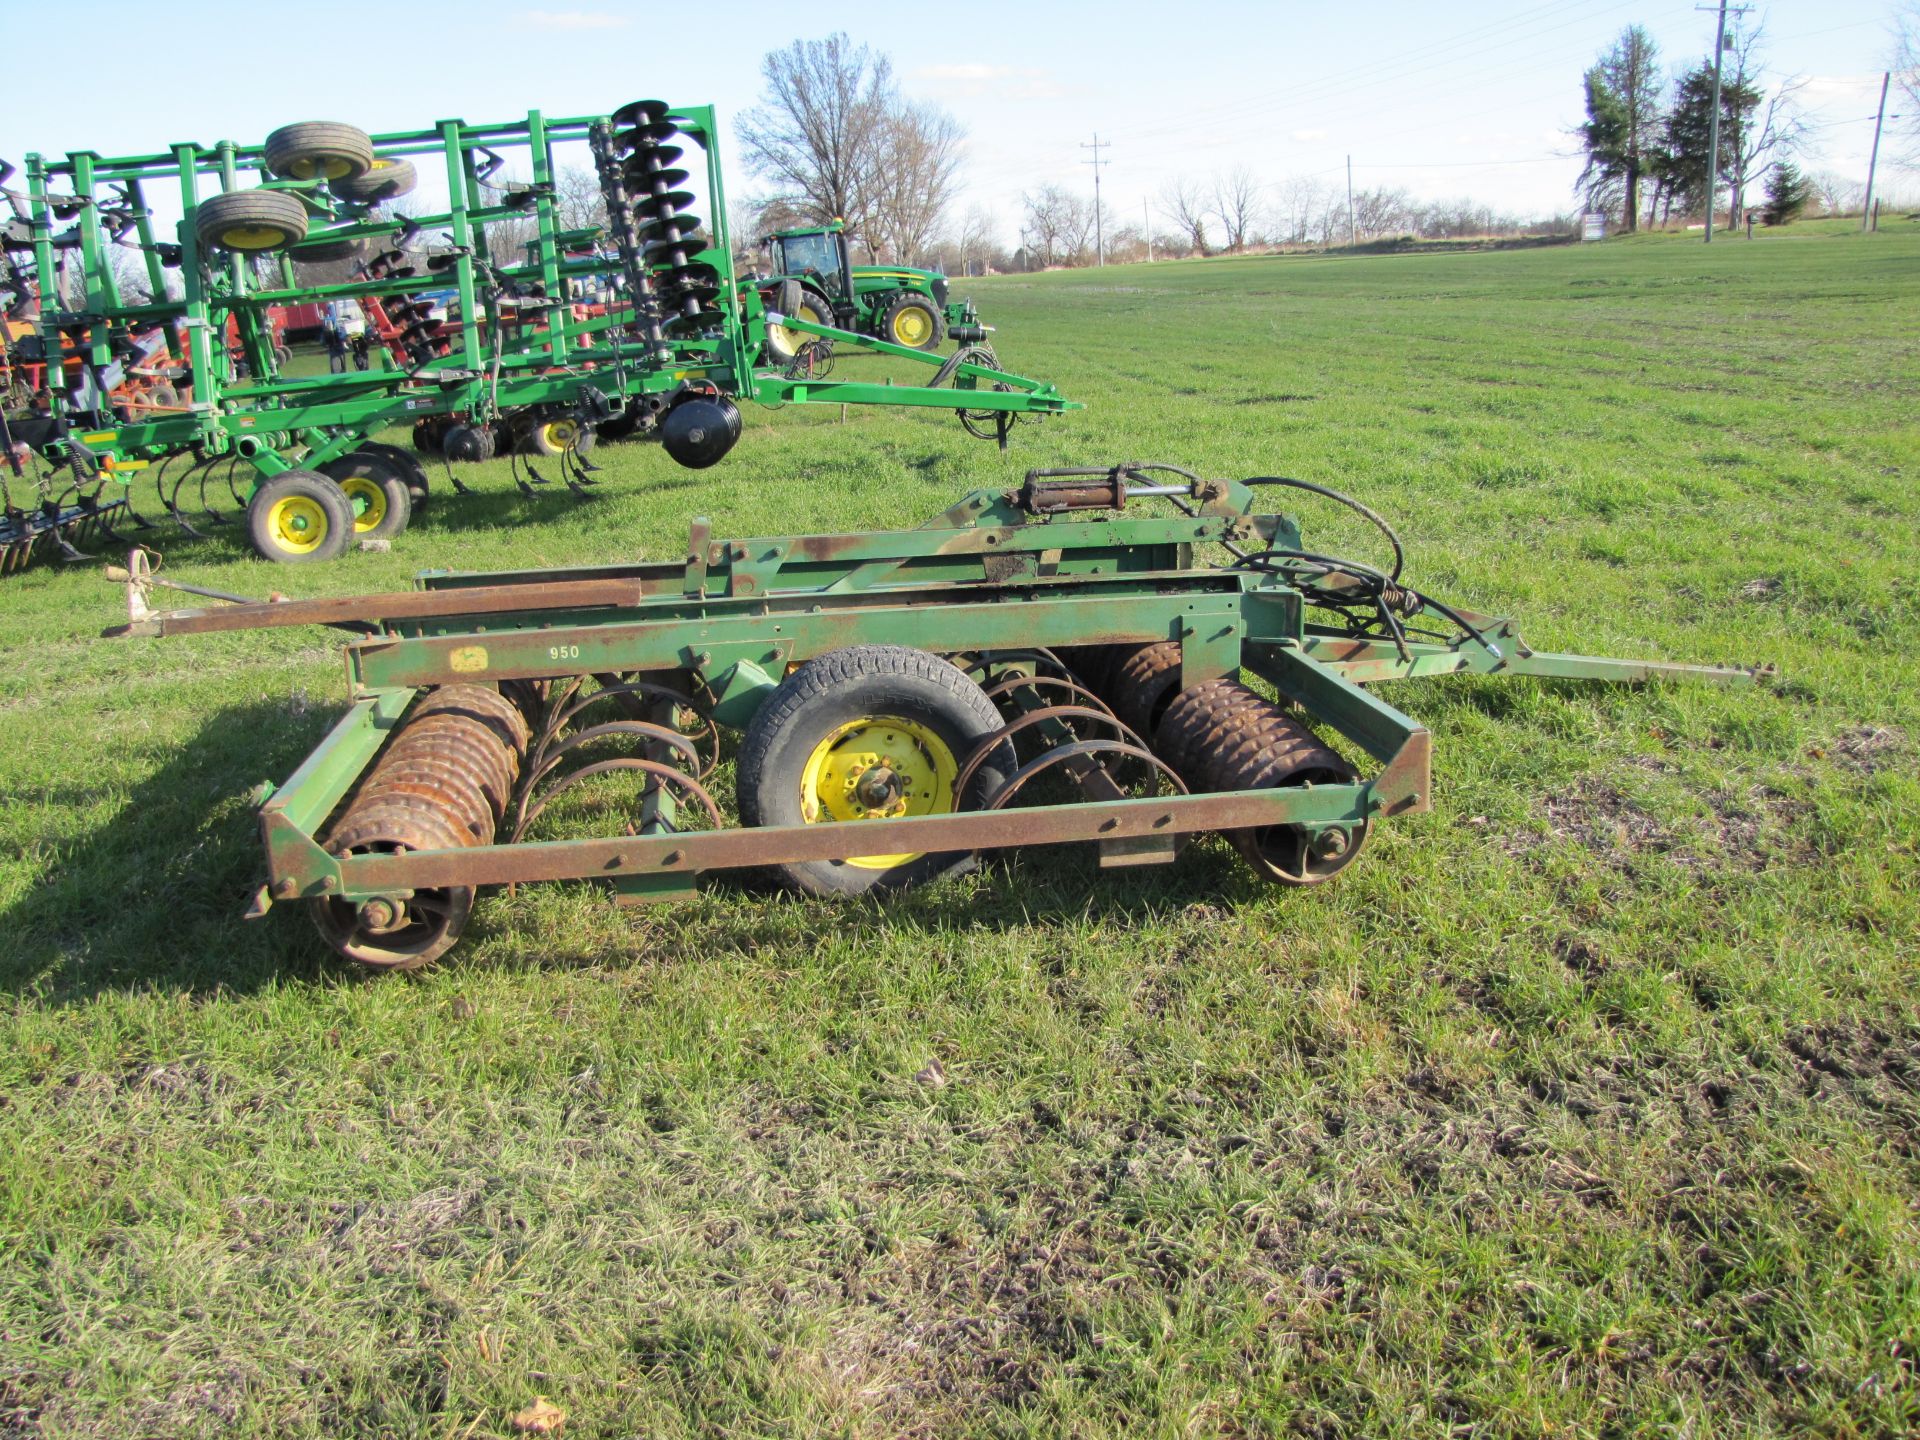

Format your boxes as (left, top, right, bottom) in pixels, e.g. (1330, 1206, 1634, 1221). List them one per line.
(2, 0, 1909, 242)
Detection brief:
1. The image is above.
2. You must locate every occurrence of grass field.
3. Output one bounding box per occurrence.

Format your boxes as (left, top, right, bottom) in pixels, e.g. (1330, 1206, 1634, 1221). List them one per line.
(3, 219, 1918, 1438)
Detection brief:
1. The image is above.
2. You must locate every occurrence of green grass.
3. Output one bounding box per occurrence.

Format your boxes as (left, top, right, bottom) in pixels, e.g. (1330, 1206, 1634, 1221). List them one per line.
(3, 221, 1918, 1438)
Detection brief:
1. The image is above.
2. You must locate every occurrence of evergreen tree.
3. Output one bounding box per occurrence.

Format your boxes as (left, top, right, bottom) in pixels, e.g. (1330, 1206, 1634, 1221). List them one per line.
(1574, 27, 1663, 231)
(1659, 61, 1763, 222)
(1762, 161, 1812, 224)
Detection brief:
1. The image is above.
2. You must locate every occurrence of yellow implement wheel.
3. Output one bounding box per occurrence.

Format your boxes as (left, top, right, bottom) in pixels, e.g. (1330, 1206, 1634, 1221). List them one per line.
(541, 419, 576, 450)
(736, 644, 1014, 896)
(221, 223, 293, 250)
(337, 475, 388, 533)
(800, 716, 959, 868)
(247, 470, 353, 564)
(268, 494, 329, 554)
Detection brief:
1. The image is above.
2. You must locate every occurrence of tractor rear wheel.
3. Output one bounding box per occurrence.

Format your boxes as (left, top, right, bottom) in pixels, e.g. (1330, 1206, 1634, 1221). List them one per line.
(737, 645, 1015, 897)
(881, 293, 945, 351)
(246, 470, 353, 564)
(196, 190, 310, 253)
(319, 451, 412, 541)
(264, 122, 375, 182)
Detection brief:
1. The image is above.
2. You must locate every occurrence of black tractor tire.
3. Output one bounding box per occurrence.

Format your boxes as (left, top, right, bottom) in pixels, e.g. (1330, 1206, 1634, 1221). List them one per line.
(264, 122, 375, 182)
(319, 451, 412, 541)
(357, 441, 431, 510)
(329, 157, 417, 204)
(880, 292, 945, 351)
(736, 645, 1016, 898)
(246, 470, 354, 564)
(195, 190, 310, 253)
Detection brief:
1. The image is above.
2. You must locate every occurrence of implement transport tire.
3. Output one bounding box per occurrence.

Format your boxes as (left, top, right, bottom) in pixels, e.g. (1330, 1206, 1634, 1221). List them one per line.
(357, 441, 431, 509)
(247, 469, 353, 564)
(264, 122, 375, 182)
(329, 156, 417, 204)
(196, 190, 310, 253)
(319, 451, 412, 540)
(737, 645, 1015, 897)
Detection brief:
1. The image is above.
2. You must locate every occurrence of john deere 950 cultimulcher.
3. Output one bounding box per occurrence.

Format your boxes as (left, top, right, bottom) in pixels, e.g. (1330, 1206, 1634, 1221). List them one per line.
(110, 462, 1764, 970)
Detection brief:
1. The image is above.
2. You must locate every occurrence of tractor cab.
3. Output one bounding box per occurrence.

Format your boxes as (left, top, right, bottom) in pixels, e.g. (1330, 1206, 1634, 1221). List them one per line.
(768, 224, 853, 306)
(757, 219, 988, 358)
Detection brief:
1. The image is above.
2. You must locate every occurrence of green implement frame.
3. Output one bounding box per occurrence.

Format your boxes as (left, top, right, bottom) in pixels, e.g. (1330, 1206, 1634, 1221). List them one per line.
(111, 462, 1766, 972)
(5, 101, 1075, 565)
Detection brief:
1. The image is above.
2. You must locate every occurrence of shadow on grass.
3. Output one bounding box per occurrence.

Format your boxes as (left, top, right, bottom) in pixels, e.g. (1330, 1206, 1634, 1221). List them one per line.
(0, 698, 337, 1005)
(0, 689, 1285, 1003)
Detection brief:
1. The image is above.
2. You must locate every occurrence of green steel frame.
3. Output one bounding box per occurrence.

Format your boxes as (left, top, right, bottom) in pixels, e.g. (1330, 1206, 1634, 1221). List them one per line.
(12, 102, 1075, 516)
(112, 464, 1765, 963)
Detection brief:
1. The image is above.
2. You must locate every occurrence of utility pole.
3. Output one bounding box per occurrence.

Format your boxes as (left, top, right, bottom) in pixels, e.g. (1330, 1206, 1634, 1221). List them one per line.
(1862, 71, 1891, 234)
(1081, 134, 1110, 265)
(1702, 0, 1729, 242)
(1144, 197, 1153, 262)
(1346, 155, 1356, 247)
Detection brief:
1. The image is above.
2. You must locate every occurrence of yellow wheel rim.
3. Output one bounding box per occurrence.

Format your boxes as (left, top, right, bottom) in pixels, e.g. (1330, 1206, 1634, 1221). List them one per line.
(221, 224, 290, 250)
(891, 306, 933, 347)
(339, 475, 387, 533)
(766, 316, 804, 355)
(288, 155, 354, 180)
(540, 419, 578, 450)
(799, 716, 957, 869)
(266, 494, 329, 554)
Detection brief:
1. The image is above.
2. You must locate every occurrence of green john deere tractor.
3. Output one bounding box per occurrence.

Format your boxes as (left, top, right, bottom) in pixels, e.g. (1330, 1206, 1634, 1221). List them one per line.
(756, 220, 987, 363)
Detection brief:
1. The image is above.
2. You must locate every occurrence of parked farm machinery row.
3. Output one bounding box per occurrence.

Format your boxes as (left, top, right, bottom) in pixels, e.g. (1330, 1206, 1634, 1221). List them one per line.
(109, 462, 1765, 971)
(1, 100, 1071, 571)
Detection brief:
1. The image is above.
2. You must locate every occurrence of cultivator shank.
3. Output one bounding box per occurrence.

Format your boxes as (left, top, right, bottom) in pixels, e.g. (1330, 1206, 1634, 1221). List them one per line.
(112, 463, 1765, 970)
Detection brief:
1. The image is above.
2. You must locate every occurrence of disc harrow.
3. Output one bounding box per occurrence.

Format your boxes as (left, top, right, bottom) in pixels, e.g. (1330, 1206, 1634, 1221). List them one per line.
(109, 461, 1770, 972)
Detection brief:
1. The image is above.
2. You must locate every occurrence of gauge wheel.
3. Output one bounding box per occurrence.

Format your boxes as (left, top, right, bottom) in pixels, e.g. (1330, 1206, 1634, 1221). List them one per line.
(195, 190, 310, 253)
(319, 451, 412, 540)
(246, 469, 353, 563)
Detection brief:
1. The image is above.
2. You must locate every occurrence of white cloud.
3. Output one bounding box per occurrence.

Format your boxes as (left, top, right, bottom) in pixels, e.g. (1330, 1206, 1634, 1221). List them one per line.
(522, 9, 629, 29)
(910, 62, 1063, 102)
(1290, 128, 1328, 142)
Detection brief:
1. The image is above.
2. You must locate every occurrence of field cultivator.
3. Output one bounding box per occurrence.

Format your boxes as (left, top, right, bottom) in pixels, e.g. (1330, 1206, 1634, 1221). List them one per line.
(109, 463, 1767, 971)
(0, 101, 1074, 572)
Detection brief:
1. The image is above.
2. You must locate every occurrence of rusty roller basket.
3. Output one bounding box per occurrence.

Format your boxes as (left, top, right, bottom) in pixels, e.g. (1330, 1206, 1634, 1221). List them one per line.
(108, 461, 1770, 971)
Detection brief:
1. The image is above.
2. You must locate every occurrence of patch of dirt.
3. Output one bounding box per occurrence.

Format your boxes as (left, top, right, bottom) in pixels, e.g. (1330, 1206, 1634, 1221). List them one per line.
(1824, 725, 1906, 775)
(1539, 778, 1672, 860)
(1739, 577, 1783, 601)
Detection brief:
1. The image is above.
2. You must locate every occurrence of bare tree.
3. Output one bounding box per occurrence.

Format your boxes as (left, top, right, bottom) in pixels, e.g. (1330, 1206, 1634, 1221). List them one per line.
(1805, 169, 1862, 216)
(1350, 186, 1415, 239)
(1721, 25, 1808, 226)
(1896, 3, 1920, 160)
(1272, 174, 1328, 244)
(1211, 166, 1264, 251)
(1158, 178, 1212, 255)
(864, 101, 964, 266)
(1019, 186, 1100, 266)
(955, 204, 997, 276)
(738, 34, 895, 245)
(552, 165, 609, 239)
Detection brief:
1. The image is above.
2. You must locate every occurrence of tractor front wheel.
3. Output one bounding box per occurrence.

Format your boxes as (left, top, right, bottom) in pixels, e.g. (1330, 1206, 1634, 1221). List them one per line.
(246, 470, 353, 564)
(882, 293, 945, 351)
